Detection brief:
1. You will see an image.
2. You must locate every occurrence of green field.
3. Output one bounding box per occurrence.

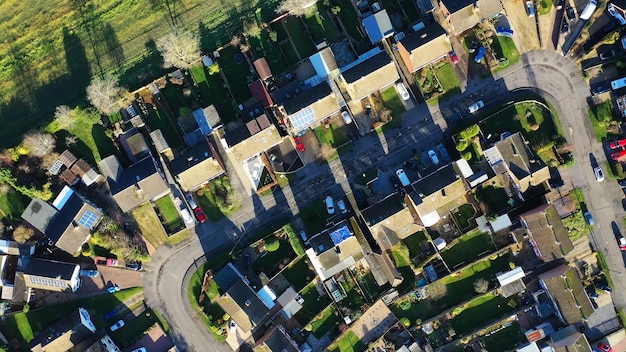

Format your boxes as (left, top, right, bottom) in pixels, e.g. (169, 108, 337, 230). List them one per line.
(0, 0, 282, 149)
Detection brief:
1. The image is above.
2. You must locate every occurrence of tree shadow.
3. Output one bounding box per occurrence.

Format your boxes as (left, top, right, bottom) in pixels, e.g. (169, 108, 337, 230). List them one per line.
(119, 39, 166, 90)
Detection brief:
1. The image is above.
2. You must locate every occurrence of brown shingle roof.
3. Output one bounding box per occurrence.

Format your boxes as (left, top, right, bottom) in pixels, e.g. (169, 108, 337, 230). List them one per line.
(520, 204, 574, 261)
(539, 265, 595, 325)
(58, 150, 77, 168)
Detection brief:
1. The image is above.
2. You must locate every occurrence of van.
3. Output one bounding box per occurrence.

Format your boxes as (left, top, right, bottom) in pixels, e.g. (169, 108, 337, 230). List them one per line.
(579, 0, 597, 20)
(180, 208, 194, 223)
(396, 169, 410, 187)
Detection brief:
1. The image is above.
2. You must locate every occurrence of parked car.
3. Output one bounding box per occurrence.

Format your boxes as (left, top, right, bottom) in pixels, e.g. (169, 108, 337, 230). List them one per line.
(468, 100, 485, 113)
(598, 342, 613, 352)
(396, 169, 410, 187)
(194, 207, 207, 223)
(341, 110, 353, 124)
(469, 38, 478, 53)
(125, 262, 142, 271)
(599, 49, 615, 60)
(584, 211, 595, 225)
(449, 50, 459, 64)
(337, 200, 348, 214)
(566, 6, 576, 21)
(95, 256, 118, 267)
(299, 230, 309, 245)
(251, 163, 261, 180)
(610, 138, 626, 149)
(185, 193, 198, 209)
(428, 150, 439, 165)
(229, 320, 237, 333)
(594, 166, 604, 182)
(474, 46, 486, 63)
(294, 137, 305, 152)
(596, 283, 612, 293)
(525, 1, 535, 17)
(325, 196, 335, 215)
(561, 20, 569, 34)
(243, 253, 251, 270)
(180, 208, 193, 223)
(107, 284, 120, 293)
(396, 82, 410, 101)
(618, 237, 626, 250)
(80, 269, 99, 278)
(269, 154, 283, 166)
(110, 320, 125, 332)
(586, 288, 599, 299)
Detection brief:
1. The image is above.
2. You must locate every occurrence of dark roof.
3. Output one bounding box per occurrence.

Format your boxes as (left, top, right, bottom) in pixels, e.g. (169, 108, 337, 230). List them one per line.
(104, 155, 159, 195)
(342, 51, 392, 84)
(282, 83, 332, 114)
(168, 142, 214, 175)
(240, 102, 265, 123)
(224, 124, 252, 147)
(494, 132, 544, 179)
(29, 308, 94, 351)
(24, 259, 77, 280)
(249, 80, 274, 108)
(261, 325, 299, 352)
(362, 193, 406, 226)
(308, 231, 336, 256)
(227, 280, 270, 325)
(520, 204, 574, 261)
(539, 265, 595, 325)
(46, 191, 85, 244)
(440, 0, 474, 13)
(21, 199, 58, 234)
(253, 58, 272, 80)
(213, 263, 241, 292)
(399, 23, 447, 51)
(412, 164, 459, 196)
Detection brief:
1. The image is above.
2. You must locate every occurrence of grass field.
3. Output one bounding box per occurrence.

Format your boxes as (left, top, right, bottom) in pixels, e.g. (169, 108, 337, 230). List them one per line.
(282, 257, 316, 291)
(155, 196, 181, 228)
(305, 4, 341, 43)
(314, 123, 350, 147)
(295, 282, 332, 325)
(330, 331, 365, 352)
(310, 305, 341, 338)
(440, 231, 495, 269)
(482, 322, 524, 352)
(130, 203, 168, 249)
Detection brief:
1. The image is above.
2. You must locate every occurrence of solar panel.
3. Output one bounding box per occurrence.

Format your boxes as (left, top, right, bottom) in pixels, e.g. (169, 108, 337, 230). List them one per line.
(78, 210, 98, 229)
(289, 107, 316, 132)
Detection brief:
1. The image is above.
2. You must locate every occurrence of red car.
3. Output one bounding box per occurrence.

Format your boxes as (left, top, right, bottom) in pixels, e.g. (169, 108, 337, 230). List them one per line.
(609, 138, 626, 149)
(598, 342, 613, 352)
(449, 50, 459, 64)
(612, 150, 626, 160)
(294, 137, 305, 152)
(194, 208, 207, 223)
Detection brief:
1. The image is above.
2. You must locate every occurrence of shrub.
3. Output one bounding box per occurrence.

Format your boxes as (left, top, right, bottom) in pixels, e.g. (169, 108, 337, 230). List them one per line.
(265, 237, 280, 252)
(399, 300, 411, 310)
(459, 124, 480, 141)
(284, 224, 305, 256)
(473, 278, 489, 294)
(462, 151, 472, 161)
(455, 139, 469, 151)
(400, 317, 411, 328)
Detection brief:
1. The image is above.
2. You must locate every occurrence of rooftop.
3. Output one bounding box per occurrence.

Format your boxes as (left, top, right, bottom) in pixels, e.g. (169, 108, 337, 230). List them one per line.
(169, 141, 224, 191)
(362, 193, 406, 226)
(539, 265, 595, 325)
(520, 203, 574, 261)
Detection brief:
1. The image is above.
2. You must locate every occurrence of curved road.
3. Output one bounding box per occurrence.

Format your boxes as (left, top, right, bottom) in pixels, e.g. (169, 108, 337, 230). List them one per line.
(144, 50, 626, 351)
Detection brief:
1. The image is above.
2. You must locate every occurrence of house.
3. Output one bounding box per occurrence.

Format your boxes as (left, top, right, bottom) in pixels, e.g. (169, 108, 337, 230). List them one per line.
(99, 155, 170, 213)
(249, 80, 274, 108)
(119, 129, 150, 163)
(70, 159, 100, 187)
(362, 10, 394, 44)
(363, 193, 423, 244)
(253, 58, 273, 81)
(519, 203, 574, 261)
(276, 81, 340, 134)
(537, 264, 595, 325)
(607, 0, 626, 25)
(22, 258, 81, 292)
(30, 307, 96, 351)
(217, 278, 272, 333)
(497, 267, 526, 298)
(435, 0, 504, 35)
(168, 139, 225, 192)
(405, 163, 468, 227)
(397, 23, 451, 73)
(337, 49, 399, 102)
(547, 325, 593, 352)
(150, 129, 173, 160)
(83, 335, 121, 352)
(483, 132, 550, 199)
(178, 105, 222, 147)
(21, 186, 103, 254)
(309, 47, 339, 79)
(253, 325, 299, 352)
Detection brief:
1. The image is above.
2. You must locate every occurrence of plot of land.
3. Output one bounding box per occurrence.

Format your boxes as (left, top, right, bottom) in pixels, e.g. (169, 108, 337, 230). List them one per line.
(219, 45, 253, 102)
(252, 239, 294, 275)
(310, 305, 341, 338)
(295, 282, 332, 325)
(130, 203, 168, 249)
(449, 294, 519, 336)
(282, 257, 316, 291)
(440, 231, 495, 269)
(304, 4, 340, 43)
(452, 204, 477, 231)
(482, 321, 524, 352)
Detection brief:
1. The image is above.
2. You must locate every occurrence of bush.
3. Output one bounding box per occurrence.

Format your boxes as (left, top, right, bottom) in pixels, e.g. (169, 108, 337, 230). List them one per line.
(284, 224, 305, 256)
(399, 300, 411, 310)
(459, 124, 480, 141)
(462, 151, 472, 161)
(265, 237, 280, 252)
(455, 139, 469, 151)
(473, 278, 489, 294)
(400, 317, 411, 328)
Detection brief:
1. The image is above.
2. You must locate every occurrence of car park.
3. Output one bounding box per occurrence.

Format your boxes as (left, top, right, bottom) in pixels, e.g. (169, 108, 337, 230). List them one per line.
(269, 154, 283, 166)
(584, 211, 594, 225)
(396, 82, 410, 101)
(341, 111, 353, 124)
(594, 166, 604, 182)
(428, 150, 439, 165)
(525, 1, 535, 17)
(337, 200, 347, 214)
(194, 207, 207, 223)
(609, 138, 626, 149)
(294, 137, 305, 152)
(599, 49, 615, 60)
(110, 320, 125, 331)
(325, 196, 335, 215)
(185, 193, 198, 209)
(468, 100, 485, 113)
(80, 269, 99, 277)
(449, 50, 459, 64)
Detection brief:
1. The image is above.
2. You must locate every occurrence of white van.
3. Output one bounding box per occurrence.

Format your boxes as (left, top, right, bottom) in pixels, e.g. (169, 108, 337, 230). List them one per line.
(396, 169, 410, 187)
(180, 209, 194, 223)
(579, 0, 597, 20)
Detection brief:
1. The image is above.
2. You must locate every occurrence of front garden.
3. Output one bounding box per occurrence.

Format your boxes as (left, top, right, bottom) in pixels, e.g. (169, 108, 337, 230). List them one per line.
(195, 175, 240, 222)
(417, 62, 461, 105)
(562, 188, 591, 240)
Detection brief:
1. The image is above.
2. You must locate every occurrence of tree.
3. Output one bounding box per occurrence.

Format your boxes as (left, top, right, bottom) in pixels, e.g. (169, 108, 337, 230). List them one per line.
(208, 62, 220, 75)
(331, 6, 341, 14)
(22, 132, 55, 157)
(265, 237, 280, 252)
(13, 225, 34, 244)
(284, 224, 305, 256)
(428, 282, 448, 300)
(473, 278, 489, 294)
(269, 30, 278, 42)
(276, 0, 315, 16)
(54, 105, 74, 130)
(156, 30, 200, 69)
(65, 135, 78, 147)
(86, 75, 126, 115)
(400, 317, 411, 328)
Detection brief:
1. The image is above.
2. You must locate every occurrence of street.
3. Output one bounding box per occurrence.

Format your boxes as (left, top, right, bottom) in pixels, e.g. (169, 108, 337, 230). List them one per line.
(143, 50, 626, 351)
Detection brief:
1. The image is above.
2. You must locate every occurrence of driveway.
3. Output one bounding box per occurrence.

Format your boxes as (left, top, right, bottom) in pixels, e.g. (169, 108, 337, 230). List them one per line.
(503, 0, 540, 52)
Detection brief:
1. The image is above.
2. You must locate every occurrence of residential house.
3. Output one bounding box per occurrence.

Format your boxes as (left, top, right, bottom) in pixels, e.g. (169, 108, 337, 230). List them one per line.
(397, 23, 451, 73)
(607, 0, 626, 25)
(119, 128, 150, 163)
(150, 129, 173, 160)
(547, 325, 593, 352)
(435, 0, 503, 35)
(519, 203, 574, 261)
(253, 58, 273, 81)
(21, 186, 103, 254)
(217, 278, 272, 333)
(83, 335, 121, 352)
(167, 139, 225, 192)
(405, 163, 468, 227)
(362, 10, 394, 44)
(537, 264, 595, 325)
(612, 88, 626, 118)
(275, 81, 341, 134)
(309, 47, 339, 79)
(483, 132, 550, 199)
(30, 307, 96, 351)
(497, 267, 526, 298)
(22, 258, 81, 292)
(253, 325, 300, 352)
(70, 159, 100, 187)
(337, 49, 399, 102)
(99, 155, 170, 213)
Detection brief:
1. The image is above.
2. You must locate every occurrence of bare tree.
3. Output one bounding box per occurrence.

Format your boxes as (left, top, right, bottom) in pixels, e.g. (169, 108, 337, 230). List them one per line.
(54, 105, 74, 130)
(473, 278, 489, 294)
(65, 135, 78, 148)
(86, 75, 126, 115)
(428, 282, 448, 301)
(22, 132, 56, 157)
(276, 0, 316, 16)
(156, 30, 200, 69)
(13, 225, 34, 244)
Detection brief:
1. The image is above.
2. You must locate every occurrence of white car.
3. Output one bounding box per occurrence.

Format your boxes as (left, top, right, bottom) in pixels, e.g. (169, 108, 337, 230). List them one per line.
(525, 1, 535, 17)
(251, 163, 261, 180)
(337, 200, 348, 214)
(468, 100, 485, 113)
(396, 169, 410, 187)
(428, 150, 439, 165)
(110, 320, 125, 331)
(341, 111, 353, 124)
(325, 196, 335, 215)
(594, 166, 604, 182)
(396, 83, 410, 101)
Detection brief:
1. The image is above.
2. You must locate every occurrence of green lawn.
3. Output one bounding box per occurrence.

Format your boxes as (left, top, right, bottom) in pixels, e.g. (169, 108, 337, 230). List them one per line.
(330, 331, 366, 352)
(248, 31, 288, 74)
(295, 282, 332, 325)
(194, 176, 240, 222)
(144, 105, 184, 148)
(381, 86, 406, 120)
(155, 196, 181, 228)
(450, 294, 519, 336)
(482, 322, 524, 352)
(0, 190, 29, 223)
(538, 0, 553, 15)
(330, 0, 365, 40)
(304, 4, 340, 43)
(310, 305, 341, 338)
(110, 311, 161, 348)
(492, 36, 520, 71)
(130, 203, 168, 249)
(357, 271, 386, 302)
(404, 231, 427, 258)
(380, 0, 421, 22)
(284, 17, 316, 59)
(440, 231, 495, 269)
(390, 242, 411, 267)
(452, 204, 477, 230)
(219, 45, 253, 102)
(282, 257, 316, 291)
(314, 123, 350, 147)
(435, 63, 462, 98)
(3, 288, 143, 346)
(252, 239, 294, 275)
(588, 101, 619, 142)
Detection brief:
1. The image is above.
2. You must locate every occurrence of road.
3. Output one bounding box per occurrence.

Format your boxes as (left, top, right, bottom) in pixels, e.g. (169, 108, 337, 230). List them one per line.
(144, 50, 626, 351)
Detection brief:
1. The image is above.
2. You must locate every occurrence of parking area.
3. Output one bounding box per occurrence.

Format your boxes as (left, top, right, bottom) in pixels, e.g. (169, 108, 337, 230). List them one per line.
(79, 265, 144, 295)
(503, 0, 540, 52)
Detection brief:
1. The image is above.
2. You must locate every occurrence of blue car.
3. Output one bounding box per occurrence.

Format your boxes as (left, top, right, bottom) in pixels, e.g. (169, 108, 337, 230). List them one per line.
(474, 47, 486, 63)
(584, 212, 594, 225)
(80, 269, 99, 278)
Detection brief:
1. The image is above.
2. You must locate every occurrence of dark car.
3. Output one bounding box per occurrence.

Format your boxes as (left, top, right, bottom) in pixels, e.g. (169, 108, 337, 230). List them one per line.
(269, 154, 283, 166)
(243, 253, 251, 270)
(586, 288, 599, 299)
(125, 262, 142, 271)
(365, 103, 372, 117)
(591, 82, 611, 95)
(549, 178, 564, 188)
(599, 49, 616, 60)
(566, 7, 576, 21)
(561, 20, 569, 34)
(469, 38, 478, 53)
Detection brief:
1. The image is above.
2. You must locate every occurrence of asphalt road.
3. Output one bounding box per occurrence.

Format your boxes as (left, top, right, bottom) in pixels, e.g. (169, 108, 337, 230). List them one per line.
(144, 50, 626, 351)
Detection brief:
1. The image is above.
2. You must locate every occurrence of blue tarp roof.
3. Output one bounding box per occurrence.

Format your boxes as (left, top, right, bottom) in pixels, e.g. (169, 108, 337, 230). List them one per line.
(329, 225, 351, 246)
(193, 109, 213, 135)
(362, 10, 394, 44)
